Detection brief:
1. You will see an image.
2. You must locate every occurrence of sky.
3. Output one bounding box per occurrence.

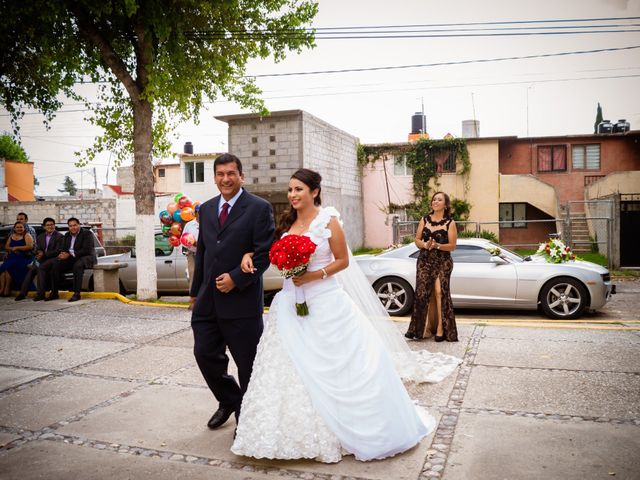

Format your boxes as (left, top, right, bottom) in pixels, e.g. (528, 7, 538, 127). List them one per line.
(1, 0, 639, 196)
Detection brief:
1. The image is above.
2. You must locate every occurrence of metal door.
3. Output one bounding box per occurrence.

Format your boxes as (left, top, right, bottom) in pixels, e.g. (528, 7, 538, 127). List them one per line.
(620, 195, 640, 267)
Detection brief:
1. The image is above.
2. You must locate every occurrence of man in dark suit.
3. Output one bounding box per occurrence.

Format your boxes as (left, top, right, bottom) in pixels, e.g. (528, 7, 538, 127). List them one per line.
(40, 217, 97, 302)
(15, 217, 64, 301)
(190, 153, 275, 431)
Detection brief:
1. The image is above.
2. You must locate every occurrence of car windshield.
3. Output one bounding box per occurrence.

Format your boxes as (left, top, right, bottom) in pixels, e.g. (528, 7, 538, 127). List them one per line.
(487, 242, 525, 263)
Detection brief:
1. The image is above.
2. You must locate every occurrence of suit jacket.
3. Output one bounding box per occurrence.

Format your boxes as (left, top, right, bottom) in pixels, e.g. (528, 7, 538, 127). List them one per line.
(62, 229, 97, 266)
(36, 230, 64, 261)
(190, 190, 275, 319)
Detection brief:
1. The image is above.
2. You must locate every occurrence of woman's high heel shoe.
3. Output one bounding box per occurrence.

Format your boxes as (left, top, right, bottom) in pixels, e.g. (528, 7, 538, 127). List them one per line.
(434, 335, 445, 342)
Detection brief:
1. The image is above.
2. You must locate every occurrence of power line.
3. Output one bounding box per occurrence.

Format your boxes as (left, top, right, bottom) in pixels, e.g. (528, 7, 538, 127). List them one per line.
(251, 45, 640, 77)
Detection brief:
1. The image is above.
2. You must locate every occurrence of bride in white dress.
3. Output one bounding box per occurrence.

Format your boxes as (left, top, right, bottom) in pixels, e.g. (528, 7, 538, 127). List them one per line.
(231, 169, 460, 463)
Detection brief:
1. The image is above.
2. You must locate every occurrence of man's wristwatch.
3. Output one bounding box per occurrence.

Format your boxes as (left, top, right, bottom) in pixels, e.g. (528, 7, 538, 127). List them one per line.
(321, 268, 328, 279)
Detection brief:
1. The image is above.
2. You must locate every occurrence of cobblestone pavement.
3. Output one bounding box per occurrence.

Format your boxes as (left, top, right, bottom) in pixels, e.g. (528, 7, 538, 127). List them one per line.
(0, 280, 638, 479)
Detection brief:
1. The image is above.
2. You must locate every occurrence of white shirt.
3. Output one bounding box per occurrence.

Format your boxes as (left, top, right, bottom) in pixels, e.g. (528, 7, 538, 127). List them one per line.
(218, 188, 244, 216)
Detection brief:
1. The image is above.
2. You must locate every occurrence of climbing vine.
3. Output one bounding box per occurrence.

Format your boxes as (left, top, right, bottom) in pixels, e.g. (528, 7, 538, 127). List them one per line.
(359, 138, 471, 220)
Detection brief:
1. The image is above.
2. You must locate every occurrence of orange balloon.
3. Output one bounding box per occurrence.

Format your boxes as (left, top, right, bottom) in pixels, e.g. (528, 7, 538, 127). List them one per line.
(167, 202, 179, 214)
(169, 222, 183, 236)
(180, 207, 195, 222)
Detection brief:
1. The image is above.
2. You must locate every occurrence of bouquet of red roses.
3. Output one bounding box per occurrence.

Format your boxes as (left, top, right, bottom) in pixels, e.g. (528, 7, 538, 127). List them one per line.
(269, 234, 317, 316)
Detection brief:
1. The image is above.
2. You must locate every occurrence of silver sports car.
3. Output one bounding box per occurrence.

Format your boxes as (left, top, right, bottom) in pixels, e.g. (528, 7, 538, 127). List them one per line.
(354, 238, 615, 319)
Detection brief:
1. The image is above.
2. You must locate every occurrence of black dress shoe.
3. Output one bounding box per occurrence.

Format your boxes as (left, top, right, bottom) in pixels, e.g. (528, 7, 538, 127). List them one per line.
(44, 294, 59, 301)
(68, 294, 81, 302)
(33, 295, 45, 302)
(404, 332, 415, 339)
(14, 294, 26, 301)
(207, 406, 237, 430)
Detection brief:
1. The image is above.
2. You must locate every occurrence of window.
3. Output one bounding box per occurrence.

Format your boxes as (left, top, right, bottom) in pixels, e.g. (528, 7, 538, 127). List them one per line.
(251, 137, 258, 143)
(253, 178, 259, 184)
(270, 163, 276, 169)
(537, 145, 566, 172)
(270, 177, 276, 183)
(572, 144, 601, 170)
(451, 245, 494, 263)
(269, 149, 276, 156)
(252, 150, 258, 157)
(184, 161, 204, 183)
(270, 135, 276, 142)
(440, 152, 456, 173)
(393, 155, 412, 176)
(499, 203, 526, 228)
(158, 168, 165, 178)
(252, 164, 259, 170)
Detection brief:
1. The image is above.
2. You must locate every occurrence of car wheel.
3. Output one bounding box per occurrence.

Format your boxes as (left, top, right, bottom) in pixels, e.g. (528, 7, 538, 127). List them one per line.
(540, 276, 588, 319)
(373, 277, 414, 316)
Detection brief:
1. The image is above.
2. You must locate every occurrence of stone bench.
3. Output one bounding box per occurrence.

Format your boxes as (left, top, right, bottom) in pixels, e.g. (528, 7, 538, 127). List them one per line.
(92, 263, 128, 293)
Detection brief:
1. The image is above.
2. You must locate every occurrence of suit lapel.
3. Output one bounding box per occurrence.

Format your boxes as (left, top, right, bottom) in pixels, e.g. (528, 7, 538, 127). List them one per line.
(219, 191, 248, 234)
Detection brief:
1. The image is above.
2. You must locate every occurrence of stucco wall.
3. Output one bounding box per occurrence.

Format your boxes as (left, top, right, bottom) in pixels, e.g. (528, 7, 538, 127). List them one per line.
(361, 157, 414, 248)
(154, 164, 181, 194)
(585, 171, 640, 199)
(4, 159, 34, 201)
(499, 174, 559, 218)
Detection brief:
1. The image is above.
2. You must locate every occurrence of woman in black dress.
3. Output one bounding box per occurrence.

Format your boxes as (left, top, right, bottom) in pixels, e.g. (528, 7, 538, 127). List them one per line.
(405, 192, 458, 342)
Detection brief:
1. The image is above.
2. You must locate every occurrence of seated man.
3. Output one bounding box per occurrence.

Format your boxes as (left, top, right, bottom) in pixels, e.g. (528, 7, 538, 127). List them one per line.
(15, 217, 64, 301)
(39, 217, 97, 302)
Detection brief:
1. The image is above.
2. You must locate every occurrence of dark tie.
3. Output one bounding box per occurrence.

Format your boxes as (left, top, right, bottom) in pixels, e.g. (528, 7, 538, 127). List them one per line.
(219, 202, 230, 226)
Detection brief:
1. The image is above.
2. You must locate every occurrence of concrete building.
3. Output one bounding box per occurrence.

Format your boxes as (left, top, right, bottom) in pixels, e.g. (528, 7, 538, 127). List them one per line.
(153, 162, 182, 194)
(174, 152, 221, 204)
(216, 110, 364, 248)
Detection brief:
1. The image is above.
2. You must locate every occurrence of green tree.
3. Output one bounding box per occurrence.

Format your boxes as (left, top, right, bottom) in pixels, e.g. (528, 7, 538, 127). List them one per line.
(594, 102, 603, 133)
(58, 175, 78, 196)
(0, 1, 317, 299)
(0, 133, 28, 162)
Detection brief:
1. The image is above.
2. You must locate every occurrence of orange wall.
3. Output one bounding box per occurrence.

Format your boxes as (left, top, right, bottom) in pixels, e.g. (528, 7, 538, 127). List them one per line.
(498, 134, 640, 205)
(4, 160, 34, 201)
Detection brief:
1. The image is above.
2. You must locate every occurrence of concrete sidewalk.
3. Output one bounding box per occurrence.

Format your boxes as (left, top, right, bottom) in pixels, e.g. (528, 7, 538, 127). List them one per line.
(0, 290, 638, 479)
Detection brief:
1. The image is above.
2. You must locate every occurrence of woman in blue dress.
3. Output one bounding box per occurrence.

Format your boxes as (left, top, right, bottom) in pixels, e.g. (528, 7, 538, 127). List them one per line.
(0, 222, 34, 296)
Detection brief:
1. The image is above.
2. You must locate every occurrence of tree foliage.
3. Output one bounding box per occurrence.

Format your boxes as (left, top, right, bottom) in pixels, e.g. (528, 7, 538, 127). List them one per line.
(1, 0, 317, 299)
(594, 102, 603, 134)
(59, 175, 78, 196)
(0, 133, 28, 162)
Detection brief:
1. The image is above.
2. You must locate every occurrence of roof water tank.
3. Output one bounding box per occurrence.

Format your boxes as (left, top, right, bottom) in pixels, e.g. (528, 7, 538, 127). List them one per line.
(597, 120, 613, 134)
(462, 120, 480, 138)
(613, 119, 630, 133)
(411, 112, 427, 134)
(184, 142, 194, 154)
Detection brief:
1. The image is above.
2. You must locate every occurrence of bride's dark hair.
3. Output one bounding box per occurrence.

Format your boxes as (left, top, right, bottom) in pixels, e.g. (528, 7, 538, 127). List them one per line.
(275, 168, 322, 239)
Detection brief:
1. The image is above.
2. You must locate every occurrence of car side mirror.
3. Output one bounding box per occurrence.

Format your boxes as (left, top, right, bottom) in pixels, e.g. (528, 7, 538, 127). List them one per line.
(490, 255, 507, 265)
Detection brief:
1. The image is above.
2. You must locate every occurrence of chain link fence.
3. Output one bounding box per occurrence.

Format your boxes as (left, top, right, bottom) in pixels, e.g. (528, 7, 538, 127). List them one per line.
(392, 202, 613, 269)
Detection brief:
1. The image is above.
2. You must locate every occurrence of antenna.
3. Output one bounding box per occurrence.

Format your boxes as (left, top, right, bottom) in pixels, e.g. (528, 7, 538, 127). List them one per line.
(471, 93, 478, 137)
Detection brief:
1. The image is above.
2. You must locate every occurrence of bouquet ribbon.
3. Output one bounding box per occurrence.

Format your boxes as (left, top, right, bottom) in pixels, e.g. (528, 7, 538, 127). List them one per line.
(294, 285, 309, 316)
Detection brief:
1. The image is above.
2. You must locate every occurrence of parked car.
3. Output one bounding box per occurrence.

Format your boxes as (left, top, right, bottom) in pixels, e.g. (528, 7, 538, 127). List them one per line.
(354, 238, 615, 319)
(82, 232, 283, 294)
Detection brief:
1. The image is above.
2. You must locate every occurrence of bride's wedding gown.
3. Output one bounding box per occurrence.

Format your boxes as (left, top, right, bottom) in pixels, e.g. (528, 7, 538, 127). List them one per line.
(231, 207, 459, 463)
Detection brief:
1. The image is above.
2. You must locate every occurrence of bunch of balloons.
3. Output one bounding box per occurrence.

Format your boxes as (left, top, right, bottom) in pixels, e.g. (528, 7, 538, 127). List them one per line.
(158, 193, 201, 248)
